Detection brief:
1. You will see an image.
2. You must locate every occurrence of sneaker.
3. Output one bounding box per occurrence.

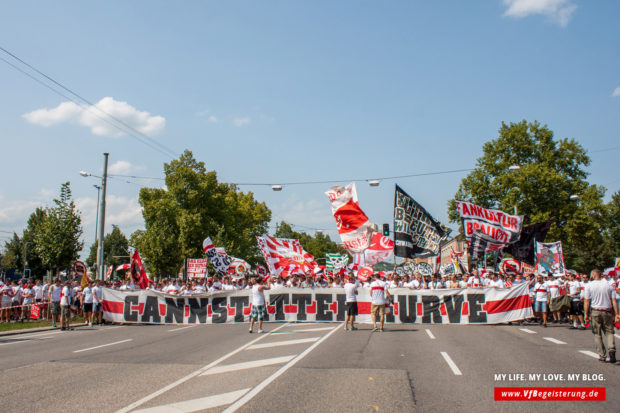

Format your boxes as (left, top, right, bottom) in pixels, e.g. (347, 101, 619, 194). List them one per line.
(372, 327, 378, 332)
(599, 357, 606, 363)
(88, 322, 92, 327)
(248, 329, 253, 333)
(569, 326, 577, 330)
(258, 329, 265, 334)
(343, 325, 348, 331)
(609, 351, 616, 364)
(379, 328, 384, 332)
(543, 323, 547, 328)
(351, 326, 358, 331)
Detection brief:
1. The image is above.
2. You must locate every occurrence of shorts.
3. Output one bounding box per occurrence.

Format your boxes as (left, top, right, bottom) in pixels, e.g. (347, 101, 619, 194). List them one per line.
(83, 303, 93, 313)
(346, 301, 358, 317)
(51, 302, 61, 315)
(534, 301, 548, 313)
(569, 300, 582, 316)
(1, 299, 11, 308)
(250, 304, 266, 321)
(93, 303, 101, 313)
(60, 305, 71, 318)
(371, 304, 385, 318)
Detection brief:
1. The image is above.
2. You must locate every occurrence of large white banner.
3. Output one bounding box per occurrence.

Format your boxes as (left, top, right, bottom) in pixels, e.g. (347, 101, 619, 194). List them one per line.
(102, 283, 532, 325)
(456, 201, 523, 244)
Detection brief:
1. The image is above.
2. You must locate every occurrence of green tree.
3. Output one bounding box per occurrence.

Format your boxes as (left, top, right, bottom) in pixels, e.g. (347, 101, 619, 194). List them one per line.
(273, 221, 346, 261)
(22, 207, 47, 278)
(131, 150, 272, 277)
(34, 182, 84, 275)
(447, 120, 611, 272)
(1, 233, 23, 269)
(86, 226, 130, 272)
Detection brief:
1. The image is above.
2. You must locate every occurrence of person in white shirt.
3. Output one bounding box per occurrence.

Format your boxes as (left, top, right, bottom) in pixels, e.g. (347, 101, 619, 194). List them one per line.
(33, 280, 43, 304)
(369, 273, 391, 332)
(0, 282, 12, 323)
(343, 275, 359, 331)
(547, 277, 563, 323)
(92, 280, 104, 325)
(428, 275, 443, 290)
(21, 284, 33, 320)
(60, 281, 72, 331)
(584, 269, 619, 363)
(81, 281, 94, 326)
(48, 278, 63, 328)
(567, 273, 585, 330)
(249, 277, 271, 333)
(489, 273, 505, 289)
(533, 274, 550, 327)
(467, 270, 483, 288)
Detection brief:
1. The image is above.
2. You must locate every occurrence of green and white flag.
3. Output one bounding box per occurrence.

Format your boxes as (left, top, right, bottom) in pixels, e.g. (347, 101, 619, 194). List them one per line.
(326, 253, 349, 272)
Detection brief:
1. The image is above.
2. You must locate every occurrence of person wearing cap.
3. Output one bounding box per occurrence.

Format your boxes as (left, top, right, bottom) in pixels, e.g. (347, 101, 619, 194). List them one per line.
(584, 269, 619, 363)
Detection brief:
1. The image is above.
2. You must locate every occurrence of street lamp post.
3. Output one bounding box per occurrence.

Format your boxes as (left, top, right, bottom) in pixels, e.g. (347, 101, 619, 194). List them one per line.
(23, 241, 32, 279)
(93, 185, 101, 243)
(80, 153, 109, 280)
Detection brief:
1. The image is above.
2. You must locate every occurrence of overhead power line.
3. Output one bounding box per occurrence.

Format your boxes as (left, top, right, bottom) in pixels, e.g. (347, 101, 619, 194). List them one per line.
(0, 46, 178, 159)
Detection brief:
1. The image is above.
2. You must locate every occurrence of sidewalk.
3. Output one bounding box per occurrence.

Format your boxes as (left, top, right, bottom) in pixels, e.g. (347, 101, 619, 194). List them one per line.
(0, 322, 90, 337)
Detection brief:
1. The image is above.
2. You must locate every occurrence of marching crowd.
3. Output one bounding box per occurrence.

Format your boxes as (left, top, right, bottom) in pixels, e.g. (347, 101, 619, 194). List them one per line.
(3, 268, 618, 329)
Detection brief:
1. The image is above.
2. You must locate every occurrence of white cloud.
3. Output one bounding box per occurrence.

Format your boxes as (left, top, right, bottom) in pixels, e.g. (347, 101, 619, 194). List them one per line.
(612, 87, 620, 97)
(107, 160, 145, 175)
(0, 189, 53, 232)
(502, 0, 577, 27)
(233, 117, 251, 127)
(76, 195, 143, 245)
(22, 97, 165, 137)
(207, 115, 218, 123)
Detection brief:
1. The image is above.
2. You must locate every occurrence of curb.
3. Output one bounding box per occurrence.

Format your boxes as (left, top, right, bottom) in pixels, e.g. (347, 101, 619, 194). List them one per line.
(0, 322, 89, 337)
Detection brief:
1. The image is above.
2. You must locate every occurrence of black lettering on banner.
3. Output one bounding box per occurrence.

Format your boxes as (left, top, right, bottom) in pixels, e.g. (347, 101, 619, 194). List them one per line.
(269, 294, 289, 321)
(291, 294, 311, 321)
(211, 297, 227, 324)
(315, 294, 333, 321)
(229, 296, 249, 323)
(141, 295, 161, 323)
(422, 296, 442, 324)
(335, 294, 346, 321)
(187, 298, 208, 324)
(385, 302, 395, 323)
(443, 295, 463, 324)
(124, 295, 138, 322)
(397, 295, 417, 324)
(467, 294, 487, 323)
(165, 297, 185, 324)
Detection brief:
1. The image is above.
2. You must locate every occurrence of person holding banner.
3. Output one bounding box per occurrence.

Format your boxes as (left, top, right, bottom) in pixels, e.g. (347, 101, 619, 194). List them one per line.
(344, 274, 359, 331)
(249, 277, 271, 334)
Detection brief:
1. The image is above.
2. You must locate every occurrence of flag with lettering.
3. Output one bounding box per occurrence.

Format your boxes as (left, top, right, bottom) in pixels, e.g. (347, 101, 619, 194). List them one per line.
(202, 237, 233, 277)
(325, 182, 373, 253)
(393, 185, 446, 258)
(456, 201, 523, 245)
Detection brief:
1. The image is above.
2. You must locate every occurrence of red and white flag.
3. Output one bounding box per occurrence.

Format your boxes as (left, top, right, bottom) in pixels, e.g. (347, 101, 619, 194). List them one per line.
(363, 231, 394, 266)
(105, 265, 113, 280)
(130, 250, 149, 289)
(325, 182, 373, 253)
(203, 237, 233, 277)
(256, 235, 317, 278)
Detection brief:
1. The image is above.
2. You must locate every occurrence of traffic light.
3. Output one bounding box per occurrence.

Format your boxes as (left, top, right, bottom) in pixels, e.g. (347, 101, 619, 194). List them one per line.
(382, 223, 390, 236)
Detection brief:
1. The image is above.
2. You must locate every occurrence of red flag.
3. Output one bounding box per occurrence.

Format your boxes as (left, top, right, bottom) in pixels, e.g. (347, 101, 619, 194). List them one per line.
(130, 250, 149, 289)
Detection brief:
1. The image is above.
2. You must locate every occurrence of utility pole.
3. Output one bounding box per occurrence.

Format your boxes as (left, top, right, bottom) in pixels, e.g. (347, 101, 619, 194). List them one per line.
(96, 153, 109, 280)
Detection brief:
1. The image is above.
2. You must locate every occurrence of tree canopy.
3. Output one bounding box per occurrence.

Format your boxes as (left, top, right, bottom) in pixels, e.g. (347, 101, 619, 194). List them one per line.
(86, 226, 130, 274)
(131, 150, 272, 277)
(448, 120, 616, 271)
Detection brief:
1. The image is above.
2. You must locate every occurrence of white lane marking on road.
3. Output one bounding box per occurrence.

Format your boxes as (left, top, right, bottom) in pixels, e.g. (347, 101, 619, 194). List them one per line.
(116, 323, 290, 413)
(519, 328, 537, 334)
(246, 337, 319, 350)
(543, 337, 566, 345)
(615, 334, 620, 340)
(0, 332, 61, 346)
(425, 329, 436, 339)
(6, 331, 62, 339)
(168, 325, 196, 332)
(132, 388, 251, 413)
(222, 323, 342, 413)
(293, 327, 334, 332)
(200, 355, 296, 376)
(73, 339, 133, 353)
(440, 352, 462, 376)
(579, 350, 600, 359)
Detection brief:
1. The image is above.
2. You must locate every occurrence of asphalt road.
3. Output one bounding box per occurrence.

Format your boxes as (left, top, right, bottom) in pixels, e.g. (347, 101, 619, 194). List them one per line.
(0, 321, 617, 412)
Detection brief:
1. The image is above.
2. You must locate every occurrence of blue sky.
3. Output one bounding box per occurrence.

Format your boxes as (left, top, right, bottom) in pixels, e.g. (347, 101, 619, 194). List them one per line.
(1, 1, 619, 257)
